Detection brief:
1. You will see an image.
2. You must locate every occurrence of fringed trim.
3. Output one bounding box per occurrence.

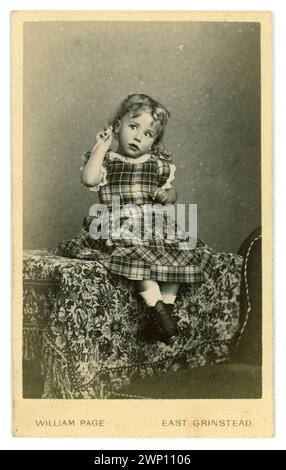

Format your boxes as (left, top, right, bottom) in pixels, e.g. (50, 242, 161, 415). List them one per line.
(23, 328, 43, 361)
(41, 334, 114, 399)
(30, 326, 234, 399)
(112, 392, 152, 399)
(41, 339, 75, 399)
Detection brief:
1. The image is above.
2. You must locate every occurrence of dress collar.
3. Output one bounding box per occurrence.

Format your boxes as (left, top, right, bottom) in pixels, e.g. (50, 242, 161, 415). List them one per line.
(108, 151, 152, 164)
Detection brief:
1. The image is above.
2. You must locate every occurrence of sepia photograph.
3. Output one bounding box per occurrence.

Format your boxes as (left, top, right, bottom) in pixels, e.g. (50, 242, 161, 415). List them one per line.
(13, 11, 272, 437)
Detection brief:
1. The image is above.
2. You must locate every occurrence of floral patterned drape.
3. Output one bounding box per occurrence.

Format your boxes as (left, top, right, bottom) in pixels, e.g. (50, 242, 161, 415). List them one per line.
(23, 249, 243, 398)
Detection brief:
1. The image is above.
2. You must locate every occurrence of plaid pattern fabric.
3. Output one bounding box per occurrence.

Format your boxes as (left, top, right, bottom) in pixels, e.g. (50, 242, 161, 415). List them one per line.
(106, 253, 212, 283)
(57, 151, 216, 283)
(81, 151, 172, 199)
(93, 151, 172, 207)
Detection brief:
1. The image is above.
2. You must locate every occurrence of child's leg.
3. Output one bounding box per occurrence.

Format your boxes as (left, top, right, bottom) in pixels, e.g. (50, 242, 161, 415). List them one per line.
(136, 280, 178, 345)
(159, 282, 179, 305)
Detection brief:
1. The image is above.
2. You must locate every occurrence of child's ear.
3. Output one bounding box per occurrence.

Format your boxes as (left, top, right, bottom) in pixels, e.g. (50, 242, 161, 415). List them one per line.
(113, 119, 121, 135)
(151, 141, 160, 153)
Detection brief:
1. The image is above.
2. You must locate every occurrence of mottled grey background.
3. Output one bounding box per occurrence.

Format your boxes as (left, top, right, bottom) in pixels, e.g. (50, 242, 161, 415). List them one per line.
(23, 21, 260, 252)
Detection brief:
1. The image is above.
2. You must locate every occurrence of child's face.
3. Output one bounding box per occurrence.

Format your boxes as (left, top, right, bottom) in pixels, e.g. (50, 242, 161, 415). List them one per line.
(116, 111, 159, 157)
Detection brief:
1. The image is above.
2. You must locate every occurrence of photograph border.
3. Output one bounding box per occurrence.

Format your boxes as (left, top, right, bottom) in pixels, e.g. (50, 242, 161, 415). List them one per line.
(13, 10, 272, 438)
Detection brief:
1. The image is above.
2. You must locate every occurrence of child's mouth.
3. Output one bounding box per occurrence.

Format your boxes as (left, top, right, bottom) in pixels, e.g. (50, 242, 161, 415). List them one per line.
(128, 144, 139, 151)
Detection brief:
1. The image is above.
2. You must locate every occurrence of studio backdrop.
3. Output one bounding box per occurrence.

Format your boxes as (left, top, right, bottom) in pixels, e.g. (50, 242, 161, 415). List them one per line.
(23, 21, 261, 252)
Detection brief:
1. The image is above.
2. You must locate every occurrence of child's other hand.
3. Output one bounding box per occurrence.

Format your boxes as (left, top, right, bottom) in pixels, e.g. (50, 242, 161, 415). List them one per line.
(152, 188, 172, 205)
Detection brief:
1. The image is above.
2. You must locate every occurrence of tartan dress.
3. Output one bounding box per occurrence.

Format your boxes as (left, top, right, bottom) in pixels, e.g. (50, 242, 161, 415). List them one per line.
(57, 151, 215, 284)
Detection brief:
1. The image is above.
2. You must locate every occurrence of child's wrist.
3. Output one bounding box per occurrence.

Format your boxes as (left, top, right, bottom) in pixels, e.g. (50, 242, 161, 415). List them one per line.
(91, 143, 108, 158)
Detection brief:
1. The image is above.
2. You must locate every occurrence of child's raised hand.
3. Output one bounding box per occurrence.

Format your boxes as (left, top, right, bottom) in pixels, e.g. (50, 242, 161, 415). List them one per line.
(93, 126, 113, 152)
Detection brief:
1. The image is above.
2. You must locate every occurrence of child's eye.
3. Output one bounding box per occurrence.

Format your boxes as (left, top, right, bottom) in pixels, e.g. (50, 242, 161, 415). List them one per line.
(129, 124, 137, 130)
(145, 131, 154, 138)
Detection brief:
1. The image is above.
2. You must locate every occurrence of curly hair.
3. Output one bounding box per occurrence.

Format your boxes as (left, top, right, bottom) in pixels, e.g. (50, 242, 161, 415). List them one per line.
(109, 93, 171, 156)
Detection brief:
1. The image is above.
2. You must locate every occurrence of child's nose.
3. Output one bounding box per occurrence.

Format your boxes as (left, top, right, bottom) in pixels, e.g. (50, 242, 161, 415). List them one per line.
(134, 130, 143, 142)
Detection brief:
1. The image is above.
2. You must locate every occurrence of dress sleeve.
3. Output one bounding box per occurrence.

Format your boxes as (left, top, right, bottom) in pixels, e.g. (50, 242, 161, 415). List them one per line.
(80, 151, 108, 192)
(157, 156, 176, 189)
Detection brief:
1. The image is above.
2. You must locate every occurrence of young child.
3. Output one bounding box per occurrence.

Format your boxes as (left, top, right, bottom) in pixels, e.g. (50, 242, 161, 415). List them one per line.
(59, 94, 214, 345)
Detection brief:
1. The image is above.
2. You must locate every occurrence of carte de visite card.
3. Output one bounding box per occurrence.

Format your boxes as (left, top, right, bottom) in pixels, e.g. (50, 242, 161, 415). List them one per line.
(12, 10, 272, 437)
